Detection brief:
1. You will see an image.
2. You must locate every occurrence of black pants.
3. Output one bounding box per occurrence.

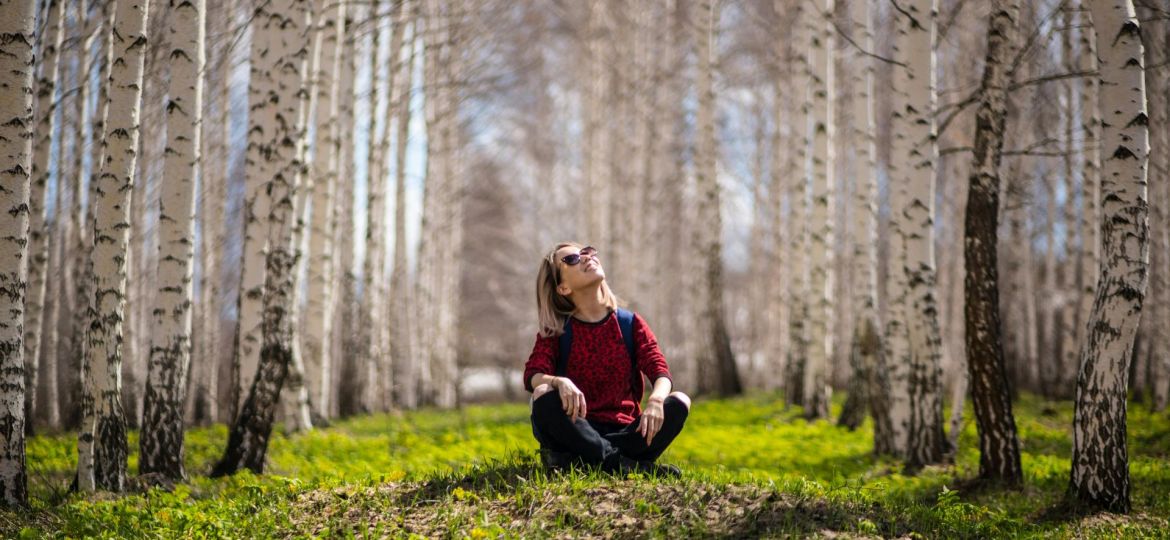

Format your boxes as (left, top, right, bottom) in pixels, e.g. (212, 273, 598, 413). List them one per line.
(530, 389, 688, 468)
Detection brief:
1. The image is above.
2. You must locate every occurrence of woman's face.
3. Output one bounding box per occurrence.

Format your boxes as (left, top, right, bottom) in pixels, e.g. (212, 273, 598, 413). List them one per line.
(554, 244, 605, 295)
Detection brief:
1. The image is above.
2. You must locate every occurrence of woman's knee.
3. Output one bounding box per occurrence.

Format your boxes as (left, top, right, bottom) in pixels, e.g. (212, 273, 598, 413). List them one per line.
(533, 384, 554, 400)
(666, 391, 691, 411)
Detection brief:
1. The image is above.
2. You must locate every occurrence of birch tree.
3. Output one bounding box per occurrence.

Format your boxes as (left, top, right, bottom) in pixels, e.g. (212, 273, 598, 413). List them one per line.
(0, 0, 36, 507)
(388, 2, 415, 409)
(139, 0, 205, 481)
(303, 0, 345, 420)
(1069, 0, 1149, 514)
(25, 0, 65, 434)
(893, 0, 947, 467)
(361, 0, 387, 414)
(802, 0, 834, 420)
(692, 0, 740, 397)
(213, 0, 312, 476)
(838, 0, 887, 439)
(78, 0, 151, 492)
(964, 0, 1023, 486)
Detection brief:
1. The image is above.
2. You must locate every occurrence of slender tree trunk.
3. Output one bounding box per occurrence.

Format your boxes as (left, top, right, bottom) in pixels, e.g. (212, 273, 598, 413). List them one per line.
(303, 0, 344, 420)
(964, 0, 1024, 486)
(0, 0, 36, 506)
(1069, 0, 1149, 514)
(25, 0, 65, 436)
(785, 0, 809, 405)
(232, 0, 278, 420)
(895, 0, 948, 467)
(692, 0, 739, 397)
(1075, 0, 1103, 403)
(139, 0, 204, 481)
(333, 7, 358, 416)
(389, 2, 415, 409)
(78, 0, 151, 493)
(212, 0, 311, 476)
(1058, 2, 1081, 398)
(838, 0, 885, 437)
(1143, 4, 1170, 412)
(361, 0, 386, 414)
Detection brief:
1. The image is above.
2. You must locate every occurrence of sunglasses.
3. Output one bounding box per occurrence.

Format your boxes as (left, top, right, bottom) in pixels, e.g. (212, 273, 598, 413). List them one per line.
(560, 246, 598, 266)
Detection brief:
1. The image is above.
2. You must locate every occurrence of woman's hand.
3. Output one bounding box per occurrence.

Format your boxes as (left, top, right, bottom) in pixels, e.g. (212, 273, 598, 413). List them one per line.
(552, 377, 587, 421)
(638, 397, 665, 445)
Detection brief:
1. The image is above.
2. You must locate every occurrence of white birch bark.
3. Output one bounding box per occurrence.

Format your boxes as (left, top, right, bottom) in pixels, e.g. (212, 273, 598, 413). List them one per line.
(1070, 0, 1149, 514)
(303, 0, 344, 419)
(1076, 2, 1102, 395)
(895, 0, 947, 466)
(232, 0, 277, 419)
(139, 0, 204, 481)
(79, 0, 151, 492)
(361, 0, 386, 414)
(692, 0, 740, 396)
(0, 0, 36, 506)
(24, 0, 65, 433)
(388, 4, 415, 409)
(785, 0, 811, 405)
(802, 0, 834, 419)
(212, 0, 312, 476)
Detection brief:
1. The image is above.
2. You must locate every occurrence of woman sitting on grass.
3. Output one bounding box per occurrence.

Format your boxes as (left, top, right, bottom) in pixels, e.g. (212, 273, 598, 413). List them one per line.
(523, 242, 690, 476)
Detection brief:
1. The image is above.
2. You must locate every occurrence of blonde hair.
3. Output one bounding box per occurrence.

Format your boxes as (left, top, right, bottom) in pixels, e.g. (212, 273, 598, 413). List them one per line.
(536, 242, 622, 338)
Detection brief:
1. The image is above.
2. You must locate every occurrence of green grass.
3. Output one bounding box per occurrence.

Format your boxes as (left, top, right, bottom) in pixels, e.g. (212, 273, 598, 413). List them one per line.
(3, 394, 1170, 538)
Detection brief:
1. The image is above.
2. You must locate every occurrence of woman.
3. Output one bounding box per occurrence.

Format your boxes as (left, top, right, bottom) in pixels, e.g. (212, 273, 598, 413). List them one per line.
(523, 242, 691, 476)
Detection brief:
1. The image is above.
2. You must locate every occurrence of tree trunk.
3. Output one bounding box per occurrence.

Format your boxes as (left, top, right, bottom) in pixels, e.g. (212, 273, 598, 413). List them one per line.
(895, 0, 948, 468)
(24, 0, 65, 436)
(964, 0, 1024, 487)
(691, 0, 739, 397)
(389, 1, 415, 409)
(212, 0, 311, 476)
(78, 0, 151, 493)
(1143, 4, 1170, 412)
(838, 0, 884, 436)
(139, 0, 204, 481)
(0, 0, 36, 506)
(303, 0, 345, 420)
(1069, 0, 1150, 514)
(802, 0, 834, 419)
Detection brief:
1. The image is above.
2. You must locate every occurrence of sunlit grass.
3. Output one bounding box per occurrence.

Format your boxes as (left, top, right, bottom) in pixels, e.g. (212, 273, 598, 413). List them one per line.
(4, 393, 1169, 538)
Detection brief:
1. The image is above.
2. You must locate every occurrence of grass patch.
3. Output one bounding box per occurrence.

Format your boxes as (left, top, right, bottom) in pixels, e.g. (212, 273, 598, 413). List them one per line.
(3, 394, 1169, 538)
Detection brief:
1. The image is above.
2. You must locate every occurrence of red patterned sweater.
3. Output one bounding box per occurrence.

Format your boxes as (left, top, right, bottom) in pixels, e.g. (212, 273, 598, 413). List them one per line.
(523, 311, 672, 425)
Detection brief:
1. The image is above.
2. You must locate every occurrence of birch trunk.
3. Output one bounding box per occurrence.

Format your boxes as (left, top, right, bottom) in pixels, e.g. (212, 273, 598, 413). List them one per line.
(964, 0, 1023, 486)
(303, 0, 344, 420)
(212, 0, 311, 476)
(896, 0, 948, 467)
(0, 0, 36, 506)
(838, 0, 885, 437)
(1144, 6, 1170, 412)
(388, 3, 415, 409)
(802, 0, 834, 419)
(1058, 3, 1080, 398)
(79, 0, 151, 492)
(232, 0, 277, 420)
(333, 9, 359, 416)
(693, 0, 740, 397)
(1069, 0, 1150, 514)
(1076, 1, 1102, 402)
(25, 0, 65, 435)
(139, 0, 204, 481)
(361, 0, 386, 414)
(785, 0, 810, 405)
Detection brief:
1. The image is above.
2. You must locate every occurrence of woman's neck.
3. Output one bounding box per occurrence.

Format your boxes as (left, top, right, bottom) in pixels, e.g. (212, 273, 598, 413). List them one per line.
(570, 284, 609, 322)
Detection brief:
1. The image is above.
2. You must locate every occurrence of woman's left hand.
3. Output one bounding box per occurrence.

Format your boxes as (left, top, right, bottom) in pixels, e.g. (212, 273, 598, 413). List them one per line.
(638, 398, 665, 445)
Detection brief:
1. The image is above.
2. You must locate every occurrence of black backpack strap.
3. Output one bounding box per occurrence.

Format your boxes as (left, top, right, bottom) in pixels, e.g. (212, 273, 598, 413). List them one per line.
(615, 308, 642, 398)
(555, 316, 573, 376)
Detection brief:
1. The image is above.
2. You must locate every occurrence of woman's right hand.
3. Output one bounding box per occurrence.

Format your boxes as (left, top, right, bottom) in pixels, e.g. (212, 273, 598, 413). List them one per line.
(552, 376, 587, 421)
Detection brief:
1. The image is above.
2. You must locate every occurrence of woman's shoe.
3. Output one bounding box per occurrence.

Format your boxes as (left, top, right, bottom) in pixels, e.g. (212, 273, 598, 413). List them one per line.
(540, 449, 574, 471)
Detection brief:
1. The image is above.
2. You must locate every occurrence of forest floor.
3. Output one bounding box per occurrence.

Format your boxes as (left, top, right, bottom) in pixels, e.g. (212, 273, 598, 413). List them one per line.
(3, 393, 1170, 538)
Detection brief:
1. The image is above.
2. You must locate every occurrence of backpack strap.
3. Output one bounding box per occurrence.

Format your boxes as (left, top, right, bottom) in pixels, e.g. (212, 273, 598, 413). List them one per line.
(555, 309, 644, 399)
(555, 316, 573, 377)
(615, 308, 643, 400)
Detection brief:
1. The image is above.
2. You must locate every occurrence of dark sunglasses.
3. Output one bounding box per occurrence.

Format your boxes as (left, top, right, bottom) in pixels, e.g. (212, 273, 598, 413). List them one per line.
(560, 246, 598, 266)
